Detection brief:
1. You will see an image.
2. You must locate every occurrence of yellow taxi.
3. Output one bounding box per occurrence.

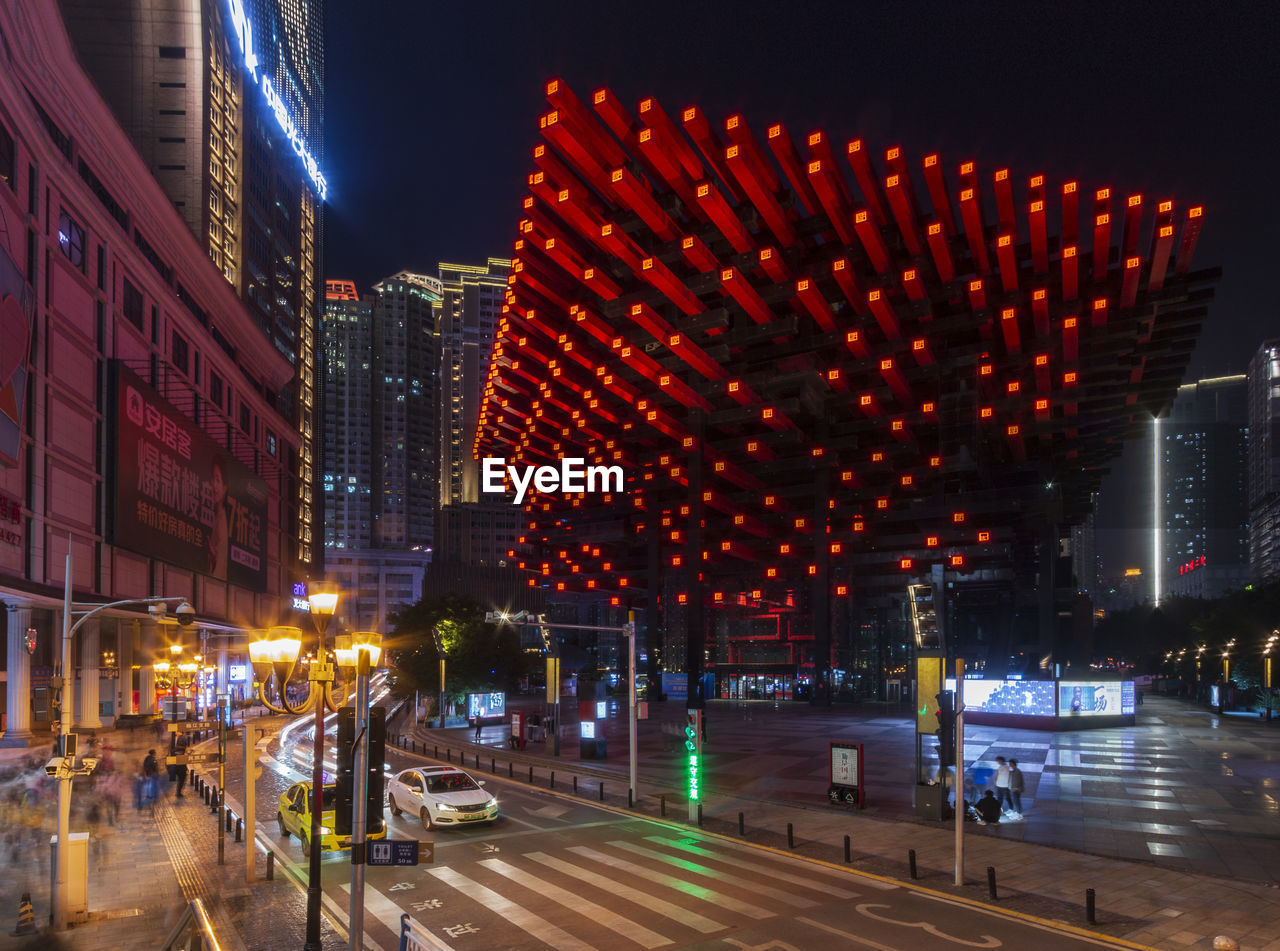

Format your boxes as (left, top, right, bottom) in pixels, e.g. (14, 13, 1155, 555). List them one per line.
(277, 781, 386, 857)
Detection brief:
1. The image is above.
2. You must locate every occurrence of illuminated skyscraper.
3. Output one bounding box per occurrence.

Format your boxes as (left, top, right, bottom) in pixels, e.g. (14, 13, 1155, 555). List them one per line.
(1158, 376, 1249, 599)
(1248, 340, 1280, 582)
(59, 0, 325, 571)
(322, 280, 374, 549)
(437, 259, 510, 505)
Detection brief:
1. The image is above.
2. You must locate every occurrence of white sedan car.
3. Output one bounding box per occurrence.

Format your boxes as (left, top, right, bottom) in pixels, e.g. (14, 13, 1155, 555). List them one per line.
(387, 766, 498, 830)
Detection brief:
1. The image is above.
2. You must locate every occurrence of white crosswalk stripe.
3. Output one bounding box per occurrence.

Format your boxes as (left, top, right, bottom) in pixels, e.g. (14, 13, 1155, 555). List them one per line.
(644, 835, 860, 898)
(567, 845, 773, 919)
(478, 858, 672, 948)
(523, 851, 725, 934)
(426, 865, 596, 951)
(608, 839, 820, 908)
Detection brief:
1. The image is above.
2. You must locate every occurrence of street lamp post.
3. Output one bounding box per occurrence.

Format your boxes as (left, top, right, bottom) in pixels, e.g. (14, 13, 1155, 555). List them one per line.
(53, 550, 193, 930)
(335, 632, 382, 951)
(304, 588, 338, 951)
(625, 612, 637, 805)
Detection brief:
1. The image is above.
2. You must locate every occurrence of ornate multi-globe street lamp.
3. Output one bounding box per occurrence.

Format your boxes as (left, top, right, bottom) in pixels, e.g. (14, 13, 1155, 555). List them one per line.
(247, 586, 339, 951)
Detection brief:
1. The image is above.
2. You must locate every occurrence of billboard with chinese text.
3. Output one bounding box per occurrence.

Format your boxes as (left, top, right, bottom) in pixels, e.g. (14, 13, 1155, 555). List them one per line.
(111, 362, 268, 591)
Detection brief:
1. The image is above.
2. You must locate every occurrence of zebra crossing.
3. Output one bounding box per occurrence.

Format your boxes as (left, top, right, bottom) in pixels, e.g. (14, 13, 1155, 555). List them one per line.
(355, 832, 888, 950)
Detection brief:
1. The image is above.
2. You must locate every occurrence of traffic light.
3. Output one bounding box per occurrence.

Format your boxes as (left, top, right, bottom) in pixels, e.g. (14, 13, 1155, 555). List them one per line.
(934, 689, 955, 766)
(336, 706, 386, 836)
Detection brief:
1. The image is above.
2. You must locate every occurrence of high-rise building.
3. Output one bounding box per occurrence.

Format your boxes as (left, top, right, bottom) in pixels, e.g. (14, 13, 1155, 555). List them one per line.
(0, 0, 297, 740)
(1158, 376, 1250, 599)
(1248, 340, 1280, 582)
(322, 273, 439, 552)
(59, 0, 325, 571)
(437, 259, 510, 505)
(322, 280, 373, 549)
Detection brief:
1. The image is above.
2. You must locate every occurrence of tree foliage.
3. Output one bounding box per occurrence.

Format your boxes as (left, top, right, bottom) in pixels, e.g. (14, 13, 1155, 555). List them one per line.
(384, 594, 535, 699)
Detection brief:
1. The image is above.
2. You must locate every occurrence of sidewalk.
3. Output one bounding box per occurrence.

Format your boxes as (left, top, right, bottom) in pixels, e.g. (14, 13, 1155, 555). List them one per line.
(0, 714, 335, 951)
(403, 694, 1280, 951)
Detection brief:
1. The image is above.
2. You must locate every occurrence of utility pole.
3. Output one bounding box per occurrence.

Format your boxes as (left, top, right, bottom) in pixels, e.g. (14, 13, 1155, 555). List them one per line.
(954, 657, 965, 886)
(627, 611, 637, 805)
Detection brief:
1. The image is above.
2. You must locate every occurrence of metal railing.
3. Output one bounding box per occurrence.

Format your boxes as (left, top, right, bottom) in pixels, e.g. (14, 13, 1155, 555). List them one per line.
(159, 898, 224, 951)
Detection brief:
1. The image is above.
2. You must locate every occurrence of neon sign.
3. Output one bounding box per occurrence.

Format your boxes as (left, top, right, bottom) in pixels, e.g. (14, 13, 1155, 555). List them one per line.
(1178, 555, 1206, 576)
(684, 720, 700, 801)
(226, 0, 327, 201)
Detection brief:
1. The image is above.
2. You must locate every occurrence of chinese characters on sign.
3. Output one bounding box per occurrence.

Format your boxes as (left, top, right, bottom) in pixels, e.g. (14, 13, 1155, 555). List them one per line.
(0, 491, 22, 547)
(112, 363, 268, 591)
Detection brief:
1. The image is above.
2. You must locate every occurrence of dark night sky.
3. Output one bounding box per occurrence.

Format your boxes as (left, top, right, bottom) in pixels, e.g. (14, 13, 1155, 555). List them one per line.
(323, 0, 1278, 577)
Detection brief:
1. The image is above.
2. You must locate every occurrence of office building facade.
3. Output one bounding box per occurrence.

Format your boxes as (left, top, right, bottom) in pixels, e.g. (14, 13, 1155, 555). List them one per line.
(60, 0, 325, 572)
(1248, 340, 1280, 583)
(0, 0, 296, 742)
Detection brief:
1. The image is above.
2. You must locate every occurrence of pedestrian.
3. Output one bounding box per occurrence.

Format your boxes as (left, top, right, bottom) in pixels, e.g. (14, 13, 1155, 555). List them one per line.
(176, 759, 188, 798)
(1008, 759, 1025, 817)
(974, 789, 1002, 825)
(133, 772, 145, 812)
(143, 748, 159, 807)
(473, 716, 483, 741)
(993, 755, 1013, 812)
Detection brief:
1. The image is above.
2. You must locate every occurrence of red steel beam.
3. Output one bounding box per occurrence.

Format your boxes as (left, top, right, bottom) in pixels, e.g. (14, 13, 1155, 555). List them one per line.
(766, 123, 821, 215)
(901, 268, 927, 302)
(682, 105, 744, 201)
(679, 234, 720, 272)
(609, 166, 679, 240)
(638, 97, 703, 183)
(1062, 181, 1079, 248)
(806, 157, 856, 245)
(757, 247, 790, 284)
(1147, 200, 1176, 291)
(845, 139, 888, 226)
(1062, 315, 1079, 362)
(1031, 288, 1049, 336)
(831, 258, 868, 314)
(725, 144, 796, 246)
(995, 234, 1018, 293)
(1000, 306, 1021, 356)
(884, 173, 922, 255)
(545, 79, 627, 169)
(1092, 187, 1112, 282)
(1061, 245, 1079, 301)
(1174, 206, 1203, 276)
(1122, 194, 1143, 257)
(636, 127, 704, 214)
(922, 154, 956, 233)
(925, 222, 956, 282)
(867, 289, 900, 340)
(1029, 197, 1048, 274)
(958, 184, 990, 275)
(854, 207, 891, 274)
(696, 181, 755, 254)
(639, 255, 704, 315)
(1120, 255, 1141, 307)
(994, 168, 1016, 237)
(724, 114, 780, 192)
(598, 222, 646, 272)
(720, 266, 774, 324)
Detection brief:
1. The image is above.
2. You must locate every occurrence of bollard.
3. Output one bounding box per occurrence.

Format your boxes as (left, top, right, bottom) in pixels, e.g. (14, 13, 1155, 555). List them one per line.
(661, 795, 666, 817)
(573, 776, 578, 793)
(508, 762, 513, 778)
(412, 740, 417, 754)
(697, 803, 703, 826)
(491, 758, 496, 773)
(987, 866, 998, 900)
(738, 812, 745, 836)
(235, 818, 242, 842)
(1086, 888, 1096, 924)
(475, 754, 480, 769)
(629, 789, 633, 809)
(844, 834, 851, 863)
(447, 749, 451, 762)
(529, 766, 534, 784)
(226, 808, 233, 832)
(266, 850, 274, 881)
(908, 849, 918, 880)
(599, 782, 604, 802)
(434, 746, 438, 758)
(787, 823, 794, 849)
(550, 771, 555, 790)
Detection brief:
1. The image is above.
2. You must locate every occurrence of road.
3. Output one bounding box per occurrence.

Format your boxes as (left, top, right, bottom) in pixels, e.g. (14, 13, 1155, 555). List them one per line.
(207, 688, 1145, 951)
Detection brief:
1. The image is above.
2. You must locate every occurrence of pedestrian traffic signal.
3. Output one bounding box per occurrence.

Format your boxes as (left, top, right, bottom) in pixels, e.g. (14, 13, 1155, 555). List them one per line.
(335, 706, 386, 836)
(934, 689, 956, 766)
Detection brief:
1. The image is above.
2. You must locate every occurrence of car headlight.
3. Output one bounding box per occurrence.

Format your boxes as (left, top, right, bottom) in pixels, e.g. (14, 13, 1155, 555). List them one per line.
(320, 826, 333, 835)
(486, 798, 498, 809)
(437, 803, 457, 812)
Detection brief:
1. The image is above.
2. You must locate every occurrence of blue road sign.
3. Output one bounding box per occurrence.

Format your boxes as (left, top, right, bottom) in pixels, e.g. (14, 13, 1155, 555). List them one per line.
(367, 839, 424, 867)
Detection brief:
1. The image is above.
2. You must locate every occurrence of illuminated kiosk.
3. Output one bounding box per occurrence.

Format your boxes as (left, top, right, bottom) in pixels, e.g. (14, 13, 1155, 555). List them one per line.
(475, 80, 1218, 700)
(946, 678, 1137, 731)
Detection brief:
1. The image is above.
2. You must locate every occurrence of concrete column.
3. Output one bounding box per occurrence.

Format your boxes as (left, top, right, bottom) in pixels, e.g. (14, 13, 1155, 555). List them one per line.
(139, 617, 158, 715)
(118, 619, 137, 715)
(217, 647, 228, 700)
(76, 617, 102, 729)
(1, 600, 36, 746)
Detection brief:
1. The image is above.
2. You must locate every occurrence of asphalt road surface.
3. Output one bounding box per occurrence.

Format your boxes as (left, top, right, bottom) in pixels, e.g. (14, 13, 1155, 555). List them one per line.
(217, 696, 1143, 951)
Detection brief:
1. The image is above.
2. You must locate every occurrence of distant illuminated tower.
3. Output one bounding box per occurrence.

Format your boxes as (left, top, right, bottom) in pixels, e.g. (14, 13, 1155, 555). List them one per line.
(437, 259, 511, 505)
(1158, 375, 1250, 598)
(1249, 339, 1280, 582)
(323, 281, 374, 550)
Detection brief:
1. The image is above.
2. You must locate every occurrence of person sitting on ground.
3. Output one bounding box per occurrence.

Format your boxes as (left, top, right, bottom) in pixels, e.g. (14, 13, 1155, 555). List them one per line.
(974, 789, 1003, 825)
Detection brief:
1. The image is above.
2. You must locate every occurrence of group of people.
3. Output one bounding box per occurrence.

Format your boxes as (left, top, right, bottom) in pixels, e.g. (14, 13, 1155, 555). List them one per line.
(968, 755, 1025, 825)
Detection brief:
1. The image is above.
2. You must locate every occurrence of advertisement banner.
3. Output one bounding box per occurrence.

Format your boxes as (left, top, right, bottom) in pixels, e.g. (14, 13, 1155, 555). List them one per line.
(1059, 681, 1134, 716)
(961, 679, 1056, 717)
(467, 692, 505, 719)
(111, 363, 268, 591)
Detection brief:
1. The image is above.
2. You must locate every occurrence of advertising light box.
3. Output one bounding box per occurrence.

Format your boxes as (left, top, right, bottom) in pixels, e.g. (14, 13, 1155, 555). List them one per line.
(467, 692, 505, 719)
(944, 679, 1056, 717)
(1059, 681, 1134, 716)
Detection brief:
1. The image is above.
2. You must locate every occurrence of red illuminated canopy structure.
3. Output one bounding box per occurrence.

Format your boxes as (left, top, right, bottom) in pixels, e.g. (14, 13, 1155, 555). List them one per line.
(476, 79, 1218, 696)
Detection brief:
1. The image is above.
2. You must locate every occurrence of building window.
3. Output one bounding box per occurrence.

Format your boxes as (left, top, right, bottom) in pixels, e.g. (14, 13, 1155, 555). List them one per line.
(158, 46, 186, 58)
(266, 430, 277, 456)
(0, 121, 14, 191)
(171, 330, 189, 376)
(122, 276, 144, 332)
(240, 402, 250, 433)
(58, 208, 85, 272)
(209, 370, 224, 411)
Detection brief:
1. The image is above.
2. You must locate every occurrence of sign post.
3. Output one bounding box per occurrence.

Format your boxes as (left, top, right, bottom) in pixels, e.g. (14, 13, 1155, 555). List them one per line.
(955, 657, 965, 886)
(828, 742, 864, 807)
(366, 840, 432, 867)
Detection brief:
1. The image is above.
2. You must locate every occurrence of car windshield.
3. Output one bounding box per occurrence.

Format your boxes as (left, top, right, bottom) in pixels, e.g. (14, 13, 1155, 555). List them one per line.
(300, 787, 336, 810)
(426, 773, 479, 794)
